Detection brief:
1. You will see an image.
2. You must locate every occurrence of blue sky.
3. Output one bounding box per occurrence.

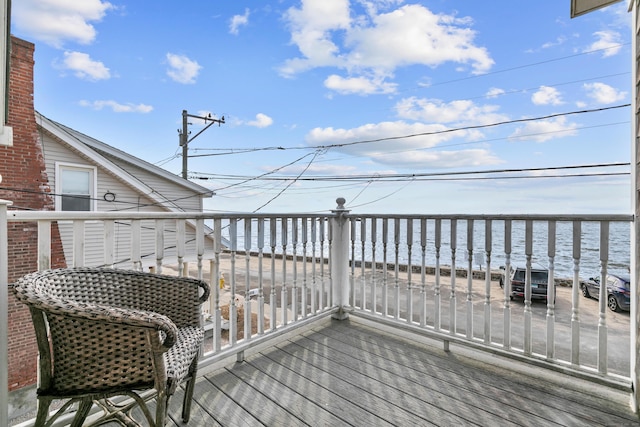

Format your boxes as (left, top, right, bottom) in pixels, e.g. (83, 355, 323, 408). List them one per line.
(10, 0, 632, 214)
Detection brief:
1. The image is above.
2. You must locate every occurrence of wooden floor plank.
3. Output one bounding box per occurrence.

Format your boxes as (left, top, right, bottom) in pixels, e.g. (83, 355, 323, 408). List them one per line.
(320, 319, 638, 425)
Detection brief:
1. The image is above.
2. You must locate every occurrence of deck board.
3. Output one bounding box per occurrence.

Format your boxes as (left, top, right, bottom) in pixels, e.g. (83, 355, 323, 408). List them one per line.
(177, 316, 638, 427)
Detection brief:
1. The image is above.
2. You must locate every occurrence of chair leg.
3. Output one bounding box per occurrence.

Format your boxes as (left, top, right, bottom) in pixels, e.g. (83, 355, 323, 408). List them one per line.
(70, 399, 93, 427)
(35, 396, 53, 426)
(182, 359, 199, 423)
(156, 390, 168, 427)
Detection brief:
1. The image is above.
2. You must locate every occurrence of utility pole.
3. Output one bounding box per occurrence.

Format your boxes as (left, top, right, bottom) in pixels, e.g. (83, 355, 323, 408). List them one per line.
(179, 109, 225, 179)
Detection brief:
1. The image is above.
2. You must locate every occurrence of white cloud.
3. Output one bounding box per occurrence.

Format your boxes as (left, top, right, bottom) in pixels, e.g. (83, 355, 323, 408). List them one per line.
(246, 113, 274, 128)
(230, 8, 250, 35)
(394, 97, 508, 126)
(12, 0, 114, 48)
(369, 148, 502, 169)
(509, 116, 578, 142)
(78, 100, 153, 113)
(583, 82, 626, 104)
(166, 53, 202, 84)
(58, 51, 110, 81)
(280, 2, 493, 94)
(531, 86, 563, 106)
(486, 87, 505, 99)
(324, 74, 397, 95)
(585, 30, 622, 57)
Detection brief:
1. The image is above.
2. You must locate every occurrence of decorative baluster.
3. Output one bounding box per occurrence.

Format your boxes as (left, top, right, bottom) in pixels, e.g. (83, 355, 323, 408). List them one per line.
(382, 218, 389, 317)
(229, 218, 238, 346)
(571, 221, 581, 365)
(483, 219, 492, 344)
(434, 219, 442, 331)
(450, 219, 457, 336)
(213, 218, 222, 352)
(281, 218, 288, 327)
(257, 218, 265, 334)
(270, 219, 277, 331)
(37, 220, 51, 271)
(72, 220, 85, 268)
(524, 220, 533, 356)
(176, 219, 185, 275)
(420, 218, 427, 327)
(504, 220, 512, 350)
(394, 218, 401, 320)
(598, 221, 609, 374)
(311, 218, 317, 314)
(350, 217, 357, 306)
(104, 219, 115, 269)
(131, 219, 142, 271)
(361, 217, 367, 311)
(194, 219, 203, 279)
(244, 218, 252, 341)
(371, 218, 377, 315)
(546, 221, 556, 359)
(466, 219, 474, 339)
(291, 217, 299, 322)
(406, 218, 413, 324)
(301, 218, 308, 319)
(318, 218, 324, 310)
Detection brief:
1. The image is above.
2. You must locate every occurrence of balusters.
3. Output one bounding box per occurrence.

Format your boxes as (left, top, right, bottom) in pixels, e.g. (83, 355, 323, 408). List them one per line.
(281, 218, 288, 327)
(244, 218, 252, 341)
(524, 220, 533, 355)
(176, 219, 185, 275)
(406, 218, 413, 324)
(571, 220, 581, 365)
(212, 218, 222, 352)
(394, 218, 401, 320)
(270, 219, 277, 331)
(546, 221, 556, 359)
(196, 219, 204, 279)
(301, 218, 308, 319)
(350, 217, 357, 306)
(382, 218, 389, 317)
(504, 220, 512, 349)
(228, 218, 238, 346)
(320, 218, 327, 310)
(73, 220, 85, 267)
(420, 218, 427, 327)
(483, 219, 492, 344)
(154, 219, 163, 273)
(466, 219, 473, 339)
(257, 218, 265, 334)
(311, 218, 318, 314)
(450, 219, 457, 335)
(371, 218, 377, 315)
(598, 221, 610, 374)
(361, 217, 367, 311)
(434, 219, 442, 331)
(291, 218, 299, 322)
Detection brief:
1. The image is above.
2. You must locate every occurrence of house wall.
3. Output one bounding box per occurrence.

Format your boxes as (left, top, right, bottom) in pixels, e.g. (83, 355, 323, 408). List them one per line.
(0, 37, 66, 392)
(40, 131, 214, 268)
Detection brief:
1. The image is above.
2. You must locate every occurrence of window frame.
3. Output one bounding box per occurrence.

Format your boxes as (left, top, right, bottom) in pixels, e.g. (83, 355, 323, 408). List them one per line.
(54, 162, 98, 212)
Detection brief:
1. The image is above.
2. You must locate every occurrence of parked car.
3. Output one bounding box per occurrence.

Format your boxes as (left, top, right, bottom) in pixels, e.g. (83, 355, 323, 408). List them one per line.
(580, 274, 630, 312)
(499, 264, 552, 303)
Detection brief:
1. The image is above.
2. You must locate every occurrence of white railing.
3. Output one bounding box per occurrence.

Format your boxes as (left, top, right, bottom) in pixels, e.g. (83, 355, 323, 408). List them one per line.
(1, 199, 635, 422)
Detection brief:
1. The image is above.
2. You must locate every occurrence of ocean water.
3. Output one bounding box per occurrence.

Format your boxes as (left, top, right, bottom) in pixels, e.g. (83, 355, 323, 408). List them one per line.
(222, 218, 632, 281)
(349, 219, 632, 280)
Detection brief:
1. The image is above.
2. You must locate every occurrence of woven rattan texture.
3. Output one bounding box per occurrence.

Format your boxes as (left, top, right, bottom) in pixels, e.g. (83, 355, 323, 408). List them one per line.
(12, 268, 210, 397)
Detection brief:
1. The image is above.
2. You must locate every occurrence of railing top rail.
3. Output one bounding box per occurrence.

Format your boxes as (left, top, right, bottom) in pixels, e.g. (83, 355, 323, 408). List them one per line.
(6, 210, 333, 222)
(348, 213, 634, 222)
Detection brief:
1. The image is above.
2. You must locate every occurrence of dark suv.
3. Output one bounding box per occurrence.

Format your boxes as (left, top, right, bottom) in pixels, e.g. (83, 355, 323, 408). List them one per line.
(499, 264, 552, 303)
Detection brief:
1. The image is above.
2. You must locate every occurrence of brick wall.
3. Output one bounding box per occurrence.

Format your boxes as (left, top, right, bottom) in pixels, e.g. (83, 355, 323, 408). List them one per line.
(0, 37, 66, 391)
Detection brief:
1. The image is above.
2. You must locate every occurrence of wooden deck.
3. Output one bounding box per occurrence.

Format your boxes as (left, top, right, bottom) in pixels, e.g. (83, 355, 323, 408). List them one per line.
(163, 316, 638, 427)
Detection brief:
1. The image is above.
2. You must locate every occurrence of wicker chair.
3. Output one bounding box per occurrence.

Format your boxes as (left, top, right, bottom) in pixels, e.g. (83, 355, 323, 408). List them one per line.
(12, 267, 210, 427)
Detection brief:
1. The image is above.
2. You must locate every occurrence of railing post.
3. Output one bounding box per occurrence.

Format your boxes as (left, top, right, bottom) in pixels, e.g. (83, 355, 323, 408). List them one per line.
(0, 200, 11, 427)
(331, 197, 350, 320)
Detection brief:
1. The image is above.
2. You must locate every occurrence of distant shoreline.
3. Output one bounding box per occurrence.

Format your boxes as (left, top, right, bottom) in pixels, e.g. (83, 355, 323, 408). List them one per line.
(224, 250, 577, 287)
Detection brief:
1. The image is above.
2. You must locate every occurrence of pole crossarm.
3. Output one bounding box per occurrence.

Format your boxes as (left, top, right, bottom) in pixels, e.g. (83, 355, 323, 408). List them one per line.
(180, 109, 225, 179)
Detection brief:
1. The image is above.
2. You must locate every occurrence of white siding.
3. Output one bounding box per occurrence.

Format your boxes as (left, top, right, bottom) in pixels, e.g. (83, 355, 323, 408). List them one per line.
(40, 129, 214, 268)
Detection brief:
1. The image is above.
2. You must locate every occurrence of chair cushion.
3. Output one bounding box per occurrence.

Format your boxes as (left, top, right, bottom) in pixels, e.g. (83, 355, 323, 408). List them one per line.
(165, 326, 204, 393)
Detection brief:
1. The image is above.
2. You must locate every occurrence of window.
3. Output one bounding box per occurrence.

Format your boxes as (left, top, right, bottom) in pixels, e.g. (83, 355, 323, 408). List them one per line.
(56, 163, 96, 211)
